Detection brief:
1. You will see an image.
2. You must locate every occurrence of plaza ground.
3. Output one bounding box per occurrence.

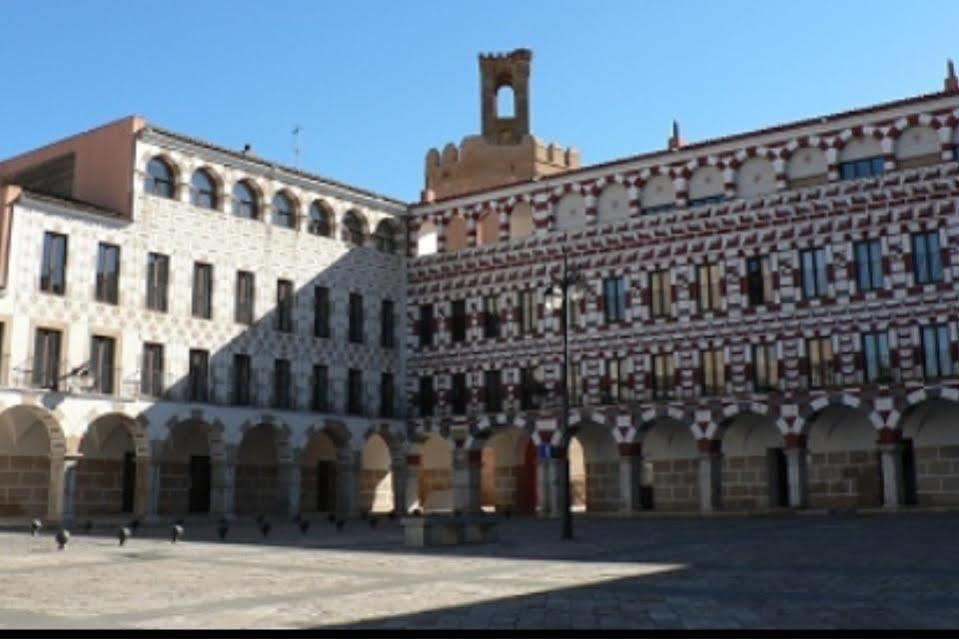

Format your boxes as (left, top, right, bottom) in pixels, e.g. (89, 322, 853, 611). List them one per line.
(0, 512, 957, 630)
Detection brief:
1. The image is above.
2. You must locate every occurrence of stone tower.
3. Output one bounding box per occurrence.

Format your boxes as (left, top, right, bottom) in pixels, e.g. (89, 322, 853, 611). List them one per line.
(423, 48, 580, 202)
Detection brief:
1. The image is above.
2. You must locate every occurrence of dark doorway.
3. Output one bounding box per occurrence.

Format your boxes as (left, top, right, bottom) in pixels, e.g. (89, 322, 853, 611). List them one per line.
(316, 460, 336, 511)
(518, 439, 537, 514)
(189, 455, 211, 513)
(768, 448, 789, 507)
(902, 438, 918, 506)
(121, 452, 136, 513)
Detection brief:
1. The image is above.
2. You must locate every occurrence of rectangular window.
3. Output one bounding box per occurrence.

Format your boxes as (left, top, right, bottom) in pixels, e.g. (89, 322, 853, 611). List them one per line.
(753, 343, 779, 392)
(40, 232, 68, 295)
(604, 358, 631, 404)
(921, 323, 953, 380)
(32, 328, 61, 390)
(483, 296, 500, 339)
(696, 263, 722, 312)
(90, 335, 115, 394)
(348, 293, 364, 343)
(649, 270, 671, 317)
(380, 372, 394, 418)
(314, 286, 330, 338)
(141, 342, 164, 398)
(419, 303, 434, 347)
(187, 349, 209, 402)
(232, 353, 251, 406)
(234, 271, 255, 325)
(520, 367, 539, 410)
(701, 348, 725, 396)
(419, 375, 435, 417)
(912, 231, 944, 285)
(484, 369, 503, 413)
(746, 256, 774, 306)
(146, 252, 169, 312)
(603, 276, 626, 323)
(192, 262, 213, 319)
(854, 239, 884, 292)
(347, 368, 363, 415)
(861, 331, 891, 383)
(451, 300, 466, 343)
(652, 353, 675, 400)
(276, 279, 294, 333)
(451, 373, 467, 415)
(95, 243, 120, 304)
(800, 248, 828, 299)
(689, 194, 725, 208)
(807, 337, 834, 389)
(311, 364, 329, 412)
(839, 156, 884, 181)
(273, 358, 292, 409)
(381, 300, 395, 349)
(518, 290, 536, 336)
(567, 364, 582, 407)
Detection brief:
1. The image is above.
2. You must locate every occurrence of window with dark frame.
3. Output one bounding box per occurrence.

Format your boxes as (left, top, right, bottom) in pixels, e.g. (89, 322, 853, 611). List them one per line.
(311, 365, 329, 412)
(314, 286, 330, 338)
(688, 194, 725, 208)
(187, 349, 209, 402)
(800, 248, 828, 299)
(40, 232, 67, 295)
(518, 290, 536, 336)
(418, 375, 435, 417)
(232, 181, 259, 219)
(347, 368, 363, 415)
(839, 156, 884, 181)
(484, 369, 502, 413)
(348, 293, 364, 343)
(95, 243, 120, 304)
(190, 169, 218, 210)
(276, 279, 294, 333)
(603, 358, 631, 404)
(235, 271, 255, 325)
(603, 277, 626, 323)
(192, 262, 213, 319)
(451, 300, 466, 343)
(568, 364, 582, 407)
(451, 373, 467, 415)
(232, 353, 251, 406)
(419, 304, 434, 347)
(308, 202, 332, 236)
(381, 300, 395, 349)
(752, 343, 778, 392)
(380, 372, 394, 418)
(146, 252, 169, 312)
(921, 323, 953, 380)
(649, 270, 671, 317)
(483, 295, 500, 338)
(701, 348, 725, 396)
(141, 342, 164, 398)
(854, 239, 883, 292)
(519, 367, 539, 410)
(32, 328, 61, 390)
(273, 358, 292, 409)
(272, 192, 296, 229)
(90, 335, 115, 394)
(912, 231, 944, 284)
(861, 331, 891, 383)
(696, 263, 721, 312)
(145, 157, 175, 198)
(807, 337, 834, 388)
(652, 352, 674, 400)
(746, 255, 773, 306)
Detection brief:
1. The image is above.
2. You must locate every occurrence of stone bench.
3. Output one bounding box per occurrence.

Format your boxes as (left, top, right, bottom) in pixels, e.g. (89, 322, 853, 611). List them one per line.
(400, 514, 500, 547)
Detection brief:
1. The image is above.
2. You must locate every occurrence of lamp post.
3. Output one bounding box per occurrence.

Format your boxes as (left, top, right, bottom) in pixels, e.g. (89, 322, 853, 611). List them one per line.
(544, 250, 587, 540)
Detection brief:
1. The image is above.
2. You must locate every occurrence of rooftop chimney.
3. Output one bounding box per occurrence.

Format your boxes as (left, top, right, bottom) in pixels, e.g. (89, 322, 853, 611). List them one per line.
(668, 119, 683, 151)
(946, 59, 959, 94)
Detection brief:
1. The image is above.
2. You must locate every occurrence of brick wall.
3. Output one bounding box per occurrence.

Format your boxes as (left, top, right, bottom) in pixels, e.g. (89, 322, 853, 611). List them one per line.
(418, 467, 452, 510)
(585, 461, 619, 512)
(299, 466, 338, 512)
(359, 468, 392, 512)
(650, 458, 699, 511)
(0, 455, 49, 516)
(914, 445, 959, 506)
(722, 455, 770, 510)
(157, 461, 189, 514)
(807, 450, 882, 509)
(235, 464, 280, 515)
(74, 458, 125, 515)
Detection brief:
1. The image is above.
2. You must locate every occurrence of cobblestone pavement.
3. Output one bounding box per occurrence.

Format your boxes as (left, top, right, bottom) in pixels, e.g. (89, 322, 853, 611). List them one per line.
(0, 512, 957, 630)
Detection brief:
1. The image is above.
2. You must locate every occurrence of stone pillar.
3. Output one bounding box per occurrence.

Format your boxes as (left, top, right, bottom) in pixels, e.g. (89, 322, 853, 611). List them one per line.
(211, 460, 236, 520)
(133, 455, 152, 519)
(618, 443, 643, 515)
(46, 455, 68, 524)
(61, 457, 79, 522)
(535, 453, 554, 517)
(336, 450, 360, 518)
(277, 462, 301, 516)
(879, 443, 905, 508)
(452, 447, 482, 513)
(404, 454, 421, 513)
(698, 452, 723, 513)
(147, 460, 161, 521)
(784, 440, 809, 509)
(390, 454, 408, 515)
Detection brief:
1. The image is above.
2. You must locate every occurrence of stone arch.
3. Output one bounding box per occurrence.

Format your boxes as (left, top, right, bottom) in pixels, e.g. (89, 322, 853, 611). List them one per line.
(554, 192, 586, 231)
(144, 154, 179, 199)
(360, 432, 393, 513)
(895, 125, 940, 169)
(189, 165, 223, 210)
(235, 421, 290, 515)
(476, 209, 500, 246)
(307, 199, 335, 237)
(565, 419, 619, 512)
(687, 165, 724, 202)
(804, 402, 881, 508)
(75, 412, 145, 515)
(417, 219, 439, 256)
(640, 174, 675, 211)
(637, 413, 699, 511)
(896, 393, 959, 506)
(476, 424, 535, 514)
(298, 426, 342, 514)
(341, 209, 369, 246)
(735, 157, 777, 199)
(446, 214, 468, 251)
(839, 135, 883, 163)
(785, 147, 829, 188)
(373, 219, 400, 254)
(0, 404, 66, 517)
(157, 415, 223, 515)
(596, 182, 630, 224)
(231, 178, 262, 220)
(271, 189, 299, 229)
(717, 409, 787, 510)
(509, 201, 534, 240)
(412, 431, 452, 512)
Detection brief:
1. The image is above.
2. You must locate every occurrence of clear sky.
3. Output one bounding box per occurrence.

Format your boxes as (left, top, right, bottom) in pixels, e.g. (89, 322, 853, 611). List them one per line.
(2, 1, 958, 202)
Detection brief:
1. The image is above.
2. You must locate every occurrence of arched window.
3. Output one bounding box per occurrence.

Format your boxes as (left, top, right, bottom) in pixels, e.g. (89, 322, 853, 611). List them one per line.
(308, 201, 332, 237)
(342, 210, 366, 246)
(374, 220, 397, 253)
(232, 180, 259, 219)
(190, 169, 218, 210)
(496, 85, 515, 118)
(145, 157, 175, 198)
(272, 191, 296, 229)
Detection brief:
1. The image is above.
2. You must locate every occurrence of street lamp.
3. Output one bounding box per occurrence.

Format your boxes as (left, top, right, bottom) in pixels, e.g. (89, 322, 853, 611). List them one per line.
(543, 250, 587, 540)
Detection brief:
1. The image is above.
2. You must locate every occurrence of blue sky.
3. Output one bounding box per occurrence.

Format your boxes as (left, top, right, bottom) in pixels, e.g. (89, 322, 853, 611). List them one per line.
(2, 1, 958, 201)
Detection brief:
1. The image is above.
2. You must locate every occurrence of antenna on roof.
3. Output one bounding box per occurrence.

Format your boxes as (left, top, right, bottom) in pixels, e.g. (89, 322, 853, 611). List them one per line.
(292, 125, 302, 168)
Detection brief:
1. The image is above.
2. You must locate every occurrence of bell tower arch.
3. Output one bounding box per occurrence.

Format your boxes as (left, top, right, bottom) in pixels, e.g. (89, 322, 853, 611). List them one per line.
(480, 49, 532, 145)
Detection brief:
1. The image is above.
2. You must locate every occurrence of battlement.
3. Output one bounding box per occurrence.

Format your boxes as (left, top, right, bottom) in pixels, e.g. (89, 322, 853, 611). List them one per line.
(478, 48, 532, 63)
